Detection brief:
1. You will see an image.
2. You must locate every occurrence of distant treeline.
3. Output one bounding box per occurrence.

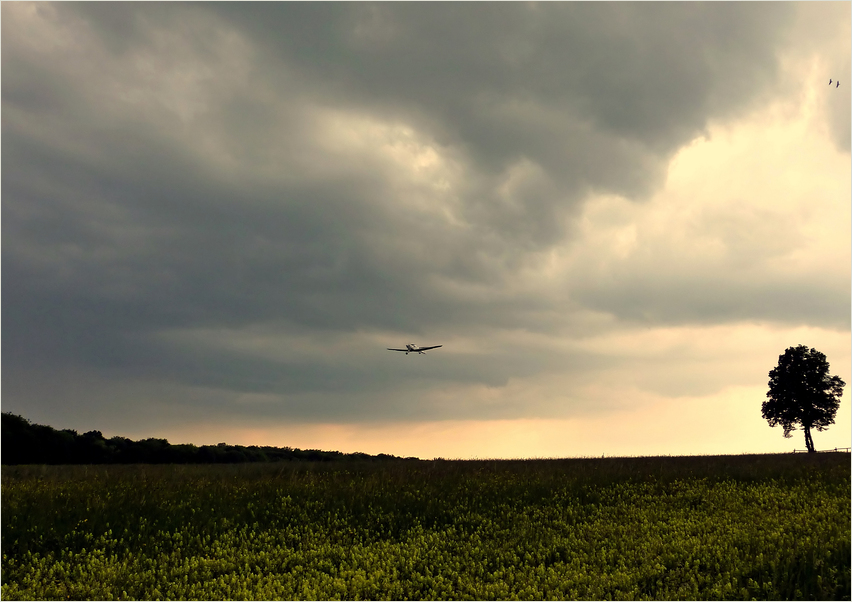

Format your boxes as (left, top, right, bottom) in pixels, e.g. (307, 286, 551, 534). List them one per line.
(1, 413, 416, 465)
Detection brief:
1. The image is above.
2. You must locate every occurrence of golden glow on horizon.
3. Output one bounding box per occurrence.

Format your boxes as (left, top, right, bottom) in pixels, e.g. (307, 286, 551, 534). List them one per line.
(150, 383, 850, 459)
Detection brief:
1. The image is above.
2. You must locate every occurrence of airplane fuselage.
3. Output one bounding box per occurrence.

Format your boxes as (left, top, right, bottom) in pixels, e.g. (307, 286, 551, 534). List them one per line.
(387, 343, 443, 355)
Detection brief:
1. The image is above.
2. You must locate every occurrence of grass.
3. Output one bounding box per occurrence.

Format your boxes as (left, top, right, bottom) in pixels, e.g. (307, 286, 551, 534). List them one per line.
(2, 453, 849, 600)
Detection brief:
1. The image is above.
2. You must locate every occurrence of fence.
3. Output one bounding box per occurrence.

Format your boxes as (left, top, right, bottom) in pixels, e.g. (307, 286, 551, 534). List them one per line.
(792, 447, 851, 453)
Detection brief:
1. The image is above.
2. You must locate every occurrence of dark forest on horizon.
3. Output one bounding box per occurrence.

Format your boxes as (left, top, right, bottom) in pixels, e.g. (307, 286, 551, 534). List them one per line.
(1, 412, 416, 465)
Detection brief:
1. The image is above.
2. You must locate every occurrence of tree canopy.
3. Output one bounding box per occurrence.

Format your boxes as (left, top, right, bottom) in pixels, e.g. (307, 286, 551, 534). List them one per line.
(762, 345, 845, 453)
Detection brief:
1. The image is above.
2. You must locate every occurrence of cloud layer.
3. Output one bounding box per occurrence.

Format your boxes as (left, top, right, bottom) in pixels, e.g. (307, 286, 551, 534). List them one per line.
(3, 2, 849, 454)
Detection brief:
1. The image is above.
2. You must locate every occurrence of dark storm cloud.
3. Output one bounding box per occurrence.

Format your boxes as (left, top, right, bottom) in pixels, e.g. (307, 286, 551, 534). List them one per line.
(203, 1, 793, 214)
(2, 2, 837, 427)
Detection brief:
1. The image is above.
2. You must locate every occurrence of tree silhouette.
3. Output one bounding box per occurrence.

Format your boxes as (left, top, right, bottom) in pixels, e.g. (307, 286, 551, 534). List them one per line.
(1, 412, 415, 464)
(762, 345, 845, 452)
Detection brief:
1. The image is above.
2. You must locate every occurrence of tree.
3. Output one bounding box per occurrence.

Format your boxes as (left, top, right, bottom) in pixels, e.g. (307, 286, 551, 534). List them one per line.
(762, 345, 845, 452)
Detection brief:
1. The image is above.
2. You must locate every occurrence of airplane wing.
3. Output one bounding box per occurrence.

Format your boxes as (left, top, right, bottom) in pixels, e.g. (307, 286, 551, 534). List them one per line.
(418, 345, 443, 351)
(387, 348, 408, 352)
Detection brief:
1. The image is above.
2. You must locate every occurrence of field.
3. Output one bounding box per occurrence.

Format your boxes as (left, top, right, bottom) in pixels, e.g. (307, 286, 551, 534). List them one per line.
(2, 454, 849, 600)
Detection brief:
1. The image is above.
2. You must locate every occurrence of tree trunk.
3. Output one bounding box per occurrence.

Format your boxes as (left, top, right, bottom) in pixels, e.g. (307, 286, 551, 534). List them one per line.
(804, 425, 815, 453)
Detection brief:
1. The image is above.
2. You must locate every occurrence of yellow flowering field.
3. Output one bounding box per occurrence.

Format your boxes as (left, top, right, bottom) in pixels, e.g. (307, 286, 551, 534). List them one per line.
(2, 454, 849, 600)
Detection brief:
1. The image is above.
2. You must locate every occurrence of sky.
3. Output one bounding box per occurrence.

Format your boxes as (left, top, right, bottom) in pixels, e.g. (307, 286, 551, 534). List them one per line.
(3, 2, 850, 459)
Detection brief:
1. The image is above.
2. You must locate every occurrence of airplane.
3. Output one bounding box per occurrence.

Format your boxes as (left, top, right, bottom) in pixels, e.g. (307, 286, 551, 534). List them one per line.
(387, 343, 443, 355)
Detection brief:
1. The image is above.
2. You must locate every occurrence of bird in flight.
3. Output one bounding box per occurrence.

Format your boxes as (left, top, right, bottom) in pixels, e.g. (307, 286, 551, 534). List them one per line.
(837, 81, 840, 88)
(829, 79, 832, 85)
